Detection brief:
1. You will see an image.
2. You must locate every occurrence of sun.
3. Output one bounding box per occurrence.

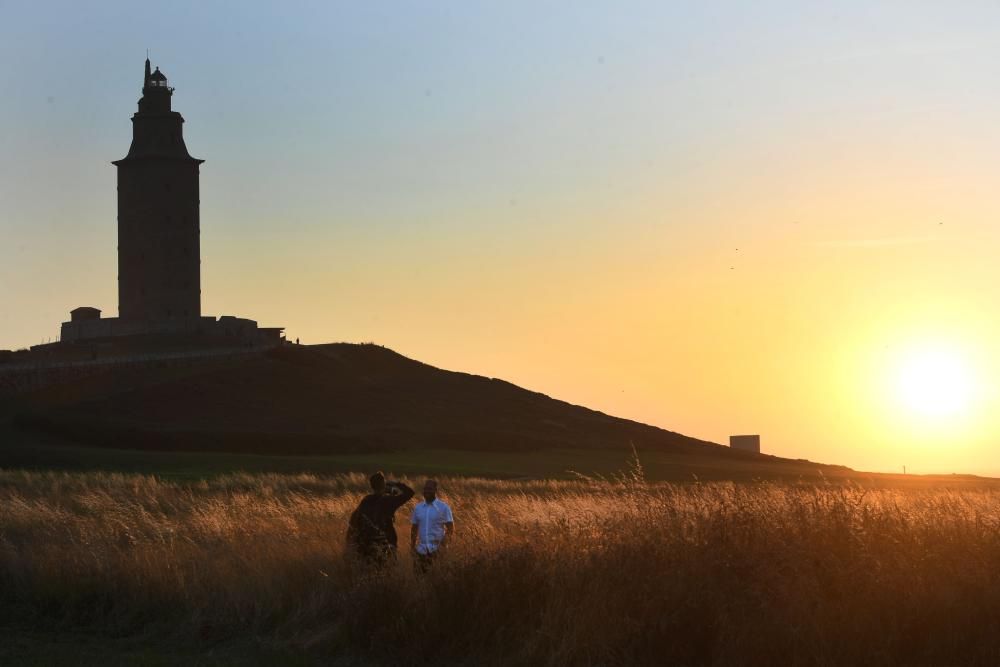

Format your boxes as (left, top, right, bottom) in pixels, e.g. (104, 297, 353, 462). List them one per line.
(892, 343, 978, 421)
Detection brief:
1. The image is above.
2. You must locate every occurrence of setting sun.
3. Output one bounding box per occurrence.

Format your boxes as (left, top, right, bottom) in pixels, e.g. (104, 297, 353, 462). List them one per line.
(892, 343, 979, 422)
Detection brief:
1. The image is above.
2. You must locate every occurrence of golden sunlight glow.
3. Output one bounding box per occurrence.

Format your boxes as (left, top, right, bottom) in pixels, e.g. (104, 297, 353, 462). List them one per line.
(892, 342, 979, 422)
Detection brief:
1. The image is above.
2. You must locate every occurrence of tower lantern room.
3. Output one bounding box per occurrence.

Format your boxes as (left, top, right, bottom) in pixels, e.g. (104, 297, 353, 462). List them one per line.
(139, 59, 174, 114)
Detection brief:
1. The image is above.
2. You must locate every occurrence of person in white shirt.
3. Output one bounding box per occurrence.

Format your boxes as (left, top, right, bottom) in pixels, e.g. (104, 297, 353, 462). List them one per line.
(410, 479, 454, 570)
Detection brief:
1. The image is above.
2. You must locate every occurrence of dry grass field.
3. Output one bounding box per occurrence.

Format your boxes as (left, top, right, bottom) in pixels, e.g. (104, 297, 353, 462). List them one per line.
(3, 462, 1000, 665)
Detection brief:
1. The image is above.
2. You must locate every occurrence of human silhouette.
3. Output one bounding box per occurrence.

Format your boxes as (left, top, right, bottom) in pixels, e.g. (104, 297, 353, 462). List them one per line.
(347, 472, 414, 565)
(410, 479, 454, 572)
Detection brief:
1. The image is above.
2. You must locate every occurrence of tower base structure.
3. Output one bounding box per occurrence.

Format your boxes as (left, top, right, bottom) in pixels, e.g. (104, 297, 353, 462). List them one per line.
(60, 311, 284, 346)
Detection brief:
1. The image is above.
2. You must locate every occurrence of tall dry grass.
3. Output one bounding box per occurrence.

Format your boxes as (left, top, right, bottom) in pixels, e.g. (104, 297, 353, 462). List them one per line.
(2, 466, 1000, 665)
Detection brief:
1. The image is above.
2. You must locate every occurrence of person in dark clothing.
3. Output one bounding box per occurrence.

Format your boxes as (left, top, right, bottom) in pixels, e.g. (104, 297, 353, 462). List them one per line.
(347, 471, 415, 565)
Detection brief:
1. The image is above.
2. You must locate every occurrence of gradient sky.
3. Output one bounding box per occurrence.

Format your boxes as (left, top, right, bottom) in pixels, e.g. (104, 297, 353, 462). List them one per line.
(4, 2, 1000, 474)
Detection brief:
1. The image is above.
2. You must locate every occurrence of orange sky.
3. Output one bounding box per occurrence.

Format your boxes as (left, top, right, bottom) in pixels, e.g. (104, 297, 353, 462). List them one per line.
(3, 3, 1000, 474)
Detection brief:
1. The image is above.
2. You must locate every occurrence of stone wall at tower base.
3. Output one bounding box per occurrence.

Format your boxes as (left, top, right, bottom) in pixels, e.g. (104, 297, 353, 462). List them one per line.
(60, 315, 283, 346)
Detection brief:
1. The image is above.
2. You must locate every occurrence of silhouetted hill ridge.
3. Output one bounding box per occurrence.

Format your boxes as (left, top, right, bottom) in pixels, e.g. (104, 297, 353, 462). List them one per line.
(12, 343, 840, 471)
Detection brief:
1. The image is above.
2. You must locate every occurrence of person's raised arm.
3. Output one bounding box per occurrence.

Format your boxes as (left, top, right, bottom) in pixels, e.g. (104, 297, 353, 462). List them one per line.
(386, 481, 415, 509)
(377, 481, 408, 510)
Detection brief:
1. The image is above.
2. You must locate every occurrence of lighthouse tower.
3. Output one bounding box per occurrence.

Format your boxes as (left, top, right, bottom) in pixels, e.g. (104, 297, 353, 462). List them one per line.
(112, 58, 203, 323)
(56, 59, 282, 346)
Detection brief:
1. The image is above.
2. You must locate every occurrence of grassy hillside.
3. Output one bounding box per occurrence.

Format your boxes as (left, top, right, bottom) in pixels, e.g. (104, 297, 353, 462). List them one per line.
(0, 432, 842, 483)
(8, 343, 828, 471)
(3, 424, 988, 486)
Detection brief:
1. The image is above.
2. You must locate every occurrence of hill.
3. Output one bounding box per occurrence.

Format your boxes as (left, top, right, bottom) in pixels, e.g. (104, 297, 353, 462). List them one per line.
(5, 342, 851, 477)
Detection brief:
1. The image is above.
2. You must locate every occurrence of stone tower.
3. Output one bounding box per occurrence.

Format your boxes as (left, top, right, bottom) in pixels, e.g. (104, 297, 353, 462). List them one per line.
(113, 58, 203, 323)
(57, 60, 283, 346)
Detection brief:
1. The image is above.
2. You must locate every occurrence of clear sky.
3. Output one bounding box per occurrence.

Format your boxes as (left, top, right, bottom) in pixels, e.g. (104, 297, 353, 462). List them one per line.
(3, 1, 1000, 475)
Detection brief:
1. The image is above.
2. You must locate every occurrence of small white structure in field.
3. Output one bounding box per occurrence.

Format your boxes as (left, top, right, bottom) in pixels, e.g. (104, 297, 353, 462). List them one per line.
(730, 434, 760, 454)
